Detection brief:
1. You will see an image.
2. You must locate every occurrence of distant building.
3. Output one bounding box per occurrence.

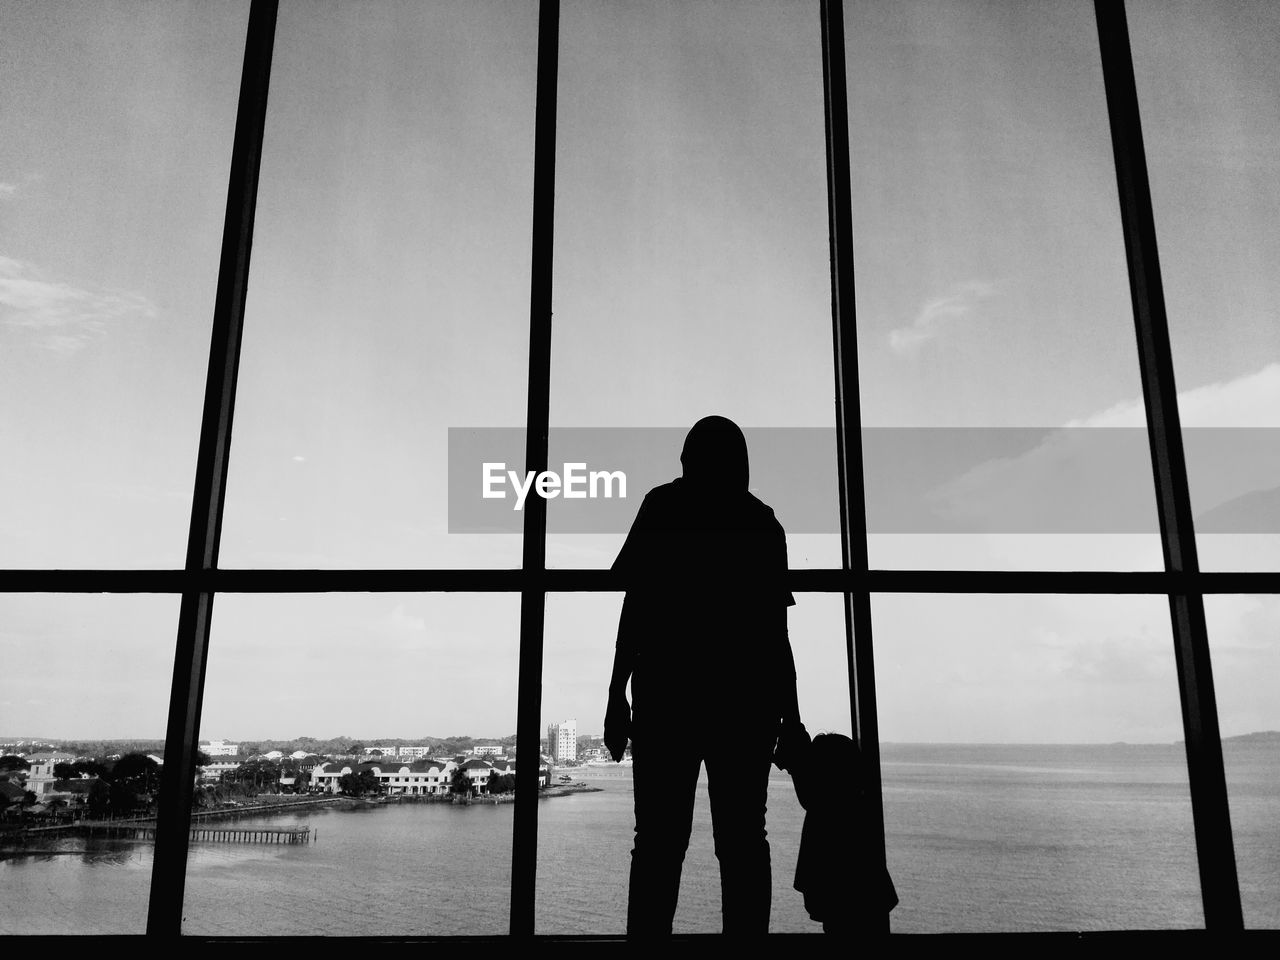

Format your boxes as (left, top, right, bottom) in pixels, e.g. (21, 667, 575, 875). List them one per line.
(311, 759, 457, 796)
(200, 759, 243, 782)
(473, 743, 504, 757)
(202, 740, 240, 757)
(309, 757, 548, 796)
(47, 779, 99, 805)
(24, 757, 58, 796)
(546, 719, 577, 763)
(26, 751, 76, 763)
(457, 758, 497, 793)
(397, 746, 432, 759)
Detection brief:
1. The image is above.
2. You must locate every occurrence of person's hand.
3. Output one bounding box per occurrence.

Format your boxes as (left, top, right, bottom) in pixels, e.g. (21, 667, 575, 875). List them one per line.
(604, 693, 631, 763)
(772, 719, 809, 772)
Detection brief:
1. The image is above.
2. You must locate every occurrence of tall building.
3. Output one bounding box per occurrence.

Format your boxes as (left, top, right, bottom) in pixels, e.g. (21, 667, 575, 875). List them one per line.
(546, 718, 577, 763)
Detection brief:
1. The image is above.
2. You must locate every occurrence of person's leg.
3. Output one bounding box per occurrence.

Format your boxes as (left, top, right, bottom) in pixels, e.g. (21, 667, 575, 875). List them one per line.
(627, 732, 701, 937)
(705, 729, 773, 935)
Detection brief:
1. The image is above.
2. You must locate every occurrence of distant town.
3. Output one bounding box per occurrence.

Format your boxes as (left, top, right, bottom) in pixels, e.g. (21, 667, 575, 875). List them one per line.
(1, 718, 630, 829)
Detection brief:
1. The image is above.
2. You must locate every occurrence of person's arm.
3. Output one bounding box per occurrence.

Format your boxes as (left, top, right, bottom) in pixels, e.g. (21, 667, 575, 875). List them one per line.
(773, 523, 806, 769)
(604, 594, 639, 762)
(773, 623, 808, 771)
(609, 607, 637, 700)
(605, 492, 654, 763)
(778, 625, 801, 728)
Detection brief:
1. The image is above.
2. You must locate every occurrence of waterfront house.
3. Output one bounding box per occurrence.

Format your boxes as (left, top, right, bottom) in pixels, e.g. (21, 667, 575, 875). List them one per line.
(22, 757, 61, 797)
(200, 758, 245, 782)
(46, 778, 99, 811)
(310, 759, 459, 796)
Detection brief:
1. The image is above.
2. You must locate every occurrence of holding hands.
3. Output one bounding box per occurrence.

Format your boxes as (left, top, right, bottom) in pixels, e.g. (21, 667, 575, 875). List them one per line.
(773, 718, 810, 772)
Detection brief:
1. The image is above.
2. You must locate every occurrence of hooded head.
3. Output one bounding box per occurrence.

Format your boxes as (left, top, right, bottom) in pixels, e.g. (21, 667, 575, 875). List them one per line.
(680, 415, 749, 492)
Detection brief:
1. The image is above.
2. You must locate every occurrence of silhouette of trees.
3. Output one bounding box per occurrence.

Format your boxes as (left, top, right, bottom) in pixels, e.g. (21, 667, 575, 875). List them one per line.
(487, 773, 516, 795)
(0, 755, 30, 772)
(450, 768, 472, 797)
(338, 770, 380, 797)
(222, 758, 283, 793)
(101, 759, 150, 813)
(111, 753, 159, 795)
(88, 779, 110, 817)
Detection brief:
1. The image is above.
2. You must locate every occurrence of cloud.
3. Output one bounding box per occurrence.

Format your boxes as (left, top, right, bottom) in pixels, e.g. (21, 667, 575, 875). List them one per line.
(916, 363, 1280, 535)
(1066, 362, 1280, 428)
(291, 455, 307, 462)
(1033, 624, 1173, 684)
(0, 255, 157, 351)
(0, 183, 17, 199)
(889, 280, 995, 354)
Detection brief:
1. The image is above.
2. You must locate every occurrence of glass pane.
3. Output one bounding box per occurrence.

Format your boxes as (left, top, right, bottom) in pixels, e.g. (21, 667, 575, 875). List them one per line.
(180, 593, 519, 936)
(535, 591, 849, 934)
(546, 0, 841, 570)
(846, 0, 1162, 571)
(1127, 0, 1280, 572)
(1203, 595, 1280, 928)
(0, 594, 178, 934)
(0, 1, 248, 567)
(219, 0, 537, 569)
(874, 593, 1201, 931)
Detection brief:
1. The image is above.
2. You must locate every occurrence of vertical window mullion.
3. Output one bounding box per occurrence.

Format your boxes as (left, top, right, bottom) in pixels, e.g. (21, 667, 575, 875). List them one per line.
(1094, 0, 1242, 930)
(819, 0, 888, 924)
(510, 0, 560, 938)
(145, 0, 278, 936)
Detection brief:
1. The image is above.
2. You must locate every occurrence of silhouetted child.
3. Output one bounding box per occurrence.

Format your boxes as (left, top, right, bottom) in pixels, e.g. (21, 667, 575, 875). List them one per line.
(787, 730, 898, 935)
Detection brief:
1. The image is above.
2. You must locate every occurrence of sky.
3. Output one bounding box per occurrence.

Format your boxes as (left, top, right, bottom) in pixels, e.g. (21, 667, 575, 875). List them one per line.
(2, 0, 1279, 745)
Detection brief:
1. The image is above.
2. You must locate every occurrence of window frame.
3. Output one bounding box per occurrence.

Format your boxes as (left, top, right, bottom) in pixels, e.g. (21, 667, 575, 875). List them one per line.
(0, 0, 1263, 937)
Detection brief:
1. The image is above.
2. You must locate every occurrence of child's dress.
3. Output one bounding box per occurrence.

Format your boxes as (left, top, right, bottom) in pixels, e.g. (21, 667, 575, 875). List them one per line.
(789, 731, 899, 932)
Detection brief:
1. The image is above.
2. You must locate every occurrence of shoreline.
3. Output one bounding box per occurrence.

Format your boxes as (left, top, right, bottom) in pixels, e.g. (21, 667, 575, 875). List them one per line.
(1, 782, 609, 846)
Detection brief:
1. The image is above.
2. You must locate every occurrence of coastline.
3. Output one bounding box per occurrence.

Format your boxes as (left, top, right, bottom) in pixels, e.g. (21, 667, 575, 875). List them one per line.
(1, 784, 607, 848)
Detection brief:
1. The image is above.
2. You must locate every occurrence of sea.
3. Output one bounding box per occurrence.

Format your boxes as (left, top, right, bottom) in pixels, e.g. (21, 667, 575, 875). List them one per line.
(3, 742, 1277, 935)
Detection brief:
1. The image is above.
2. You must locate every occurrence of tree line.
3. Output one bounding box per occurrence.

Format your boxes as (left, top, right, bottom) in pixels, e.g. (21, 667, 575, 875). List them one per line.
(1, 751, 166, 818)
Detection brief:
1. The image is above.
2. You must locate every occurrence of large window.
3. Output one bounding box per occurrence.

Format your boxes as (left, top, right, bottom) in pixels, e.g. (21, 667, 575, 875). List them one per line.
(1, 0, 1271, 939)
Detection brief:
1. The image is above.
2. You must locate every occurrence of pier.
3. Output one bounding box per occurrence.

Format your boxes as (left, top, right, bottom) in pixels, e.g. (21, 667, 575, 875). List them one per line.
(189, 825, 311, 844)
(18, 822, 311, 844)
(11, 811, 316, 845)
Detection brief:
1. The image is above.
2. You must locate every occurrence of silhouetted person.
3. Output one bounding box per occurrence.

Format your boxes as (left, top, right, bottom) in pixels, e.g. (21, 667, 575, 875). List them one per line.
(790, 731, 898, 935)
(604, 415, 804, 937)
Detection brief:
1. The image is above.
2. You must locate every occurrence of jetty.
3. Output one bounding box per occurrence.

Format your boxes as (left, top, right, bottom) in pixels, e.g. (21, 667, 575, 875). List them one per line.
(5, 797, 342, 846)
(13, 819, 311, 844)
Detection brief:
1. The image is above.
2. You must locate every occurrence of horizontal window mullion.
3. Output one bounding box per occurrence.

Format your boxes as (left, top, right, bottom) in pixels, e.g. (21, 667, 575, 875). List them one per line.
(2, 568, 1280, 594)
